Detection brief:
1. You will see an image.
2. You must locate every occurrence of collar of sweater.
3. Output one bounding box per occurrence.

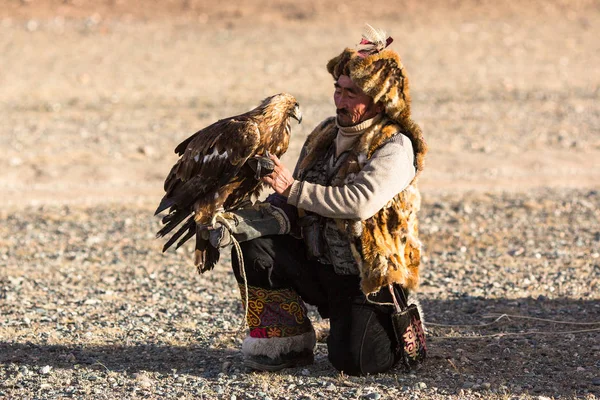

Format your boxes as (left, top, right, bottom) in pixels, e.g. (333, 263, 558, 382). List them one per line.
(336, 113, 383, 134)
(335, 114, 383, 157)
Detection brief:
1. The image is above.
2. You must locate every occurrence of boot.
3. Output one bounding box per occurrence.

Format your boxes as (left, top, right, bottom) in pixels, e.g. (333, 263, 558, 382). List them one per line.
(239, 284, 316, 372)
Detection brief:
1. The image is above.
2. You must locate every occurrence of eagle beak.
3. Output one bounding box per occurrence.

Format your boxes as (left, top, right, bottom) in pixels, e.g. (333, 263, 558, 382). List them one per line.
(291, 105, 302, 124)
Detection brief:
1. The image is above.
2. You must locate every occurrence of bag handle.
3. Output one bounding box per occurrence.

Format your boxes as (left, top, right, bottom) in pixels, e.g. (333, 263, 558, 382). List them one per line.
(388, 284, 410, 313)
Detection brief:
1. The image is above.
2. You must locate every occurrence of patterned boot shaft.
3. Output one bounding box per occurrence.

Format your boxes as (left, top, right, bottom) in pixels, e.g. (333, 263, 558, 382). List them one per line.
(239, 284, 313, 338)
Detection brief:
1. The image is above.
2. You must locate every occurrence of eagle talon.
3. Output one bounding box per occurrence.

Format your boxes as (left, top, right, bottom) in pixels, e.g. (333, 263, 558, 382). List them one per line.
(255, 162, 262, 180)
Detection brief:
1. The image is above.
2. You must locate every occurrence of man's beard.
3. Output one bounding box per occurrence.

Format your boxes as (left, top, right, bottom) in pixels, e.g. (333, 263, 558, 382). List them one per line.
(336, 109, 355, 127)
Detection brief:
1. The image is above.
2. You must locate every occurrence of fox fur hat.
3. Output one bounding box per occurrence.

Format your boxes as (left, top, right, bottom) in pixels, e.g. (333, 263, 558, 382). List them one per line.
(327, 28, 427, 172)
(327, 47, 411, 122)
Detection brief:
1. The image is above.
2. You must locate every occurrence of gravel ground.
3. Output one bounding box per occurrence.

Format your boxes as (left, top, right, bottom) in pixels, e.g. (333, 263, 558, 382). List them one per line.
(1, 1, 599, 399)
(1, 190, 599, 399)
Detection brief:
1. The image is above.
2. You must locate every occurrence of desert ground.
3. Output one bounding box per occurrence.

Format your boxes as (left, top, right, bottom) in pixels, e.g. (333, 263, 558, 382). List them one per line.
(0, 0, 599, 399)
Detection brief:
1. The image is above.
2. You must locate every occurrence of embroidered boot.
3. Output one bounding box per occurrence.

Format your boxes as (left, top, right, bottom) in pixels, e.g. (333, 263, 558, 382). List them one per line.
(239, 284, 316, 372)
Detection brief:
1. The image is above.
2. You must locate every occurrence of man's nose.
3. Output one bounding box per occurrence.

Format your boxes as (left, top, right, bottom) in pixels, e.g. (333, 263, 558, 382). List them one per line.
(338, 94, 350, 108)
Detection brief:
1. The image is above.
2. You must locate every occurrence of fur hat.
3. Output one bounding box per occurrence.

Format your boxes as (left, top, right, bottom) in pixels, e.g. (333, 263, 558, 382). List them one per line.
(327, 31, 427, 172)
(327, 47, 411, 122)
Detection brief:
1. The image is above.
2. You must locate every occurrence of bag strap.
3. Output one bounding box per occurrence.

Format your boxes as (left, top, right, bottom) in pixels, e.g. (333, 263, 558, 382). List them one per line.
(388, 284, 410, 312)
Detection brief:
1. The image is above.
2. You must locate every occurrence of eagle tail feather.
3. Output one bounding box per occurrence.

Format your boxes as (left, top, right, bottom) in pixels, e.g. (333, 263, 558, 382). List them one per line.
(156, 209, 189, 238)
(162, 209, 184, 224)
(162, 217, 195, 252)
(175, 222, 197, 249)
(155, 196, 175, 215)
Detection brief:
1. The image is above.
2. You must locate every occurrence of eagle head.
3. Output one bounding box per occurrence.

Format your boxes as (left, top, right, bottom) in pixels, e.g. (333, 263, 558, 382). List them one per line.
(260, 93, 302, 125)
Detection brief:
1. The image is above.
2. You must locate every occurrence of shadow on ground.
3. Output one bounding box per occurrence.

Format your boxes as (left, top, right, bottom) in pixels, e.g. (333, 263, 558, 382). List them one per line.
(0, 342, 242, 377)
(1, 297, 598, 397)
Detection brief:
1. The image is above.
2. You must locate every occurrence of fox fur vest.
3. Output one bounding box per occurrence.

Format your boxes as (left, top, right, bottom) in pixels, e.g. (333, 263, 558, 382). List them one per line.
(296, 116, 426, 295)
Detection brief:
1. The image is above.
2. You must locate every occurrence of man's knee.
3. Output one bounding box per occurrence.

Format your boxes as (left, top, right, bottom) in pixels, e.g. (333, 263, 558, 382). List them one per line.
(327, 338, 362, 375)
(327, 310, 397, 375)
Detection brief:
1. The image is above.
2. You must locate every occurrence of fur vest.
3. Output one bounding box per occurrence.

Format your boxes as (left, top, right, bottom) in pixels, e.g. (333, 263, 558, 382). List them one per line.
(296, 116, 426, 295)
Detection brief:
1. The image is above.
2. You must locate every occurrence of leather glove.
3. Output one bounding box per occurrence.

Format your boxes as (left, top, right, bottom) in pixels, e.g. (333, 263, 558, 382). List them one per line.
(208, 203, 291, 248)
(246, 155, 275, 179)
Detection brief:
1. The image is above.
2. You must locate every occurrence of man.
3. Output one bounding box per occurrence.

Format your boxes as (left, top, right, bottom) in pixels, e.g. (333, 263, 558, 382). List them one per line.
(214, 29, 427, 375)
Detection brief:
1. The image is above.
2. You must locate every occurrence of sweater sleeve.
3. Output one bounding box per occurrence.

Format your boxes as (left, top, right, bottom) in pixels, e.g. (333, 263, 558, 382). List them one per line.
(287, 134, 416, 220)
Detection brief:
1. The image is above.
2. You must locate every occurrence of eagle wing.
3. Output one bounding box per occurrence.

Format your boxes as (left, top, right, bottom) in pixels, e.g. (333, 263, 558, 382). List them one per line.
(155, 117, 261, 263)
(157, 117, 261, 216)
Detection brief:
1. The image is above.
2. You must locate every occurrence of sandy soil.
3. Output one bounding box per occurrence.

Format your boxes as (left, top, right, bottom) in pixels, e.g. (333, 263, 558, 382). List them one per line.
(1, 0, 599, 399)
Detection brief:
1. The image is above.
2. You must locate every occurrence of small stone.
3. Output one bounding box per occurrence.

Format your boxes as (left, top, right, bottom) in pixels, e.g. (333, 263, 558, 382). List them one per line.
(136, 375, 153, 388)
(592, 378, 600, 386)
(326, 383, 336, 391)
(9, 157, 23, 167)
(363, 393, 381, 400)
(26, 20, 38, 31)
(481, 382, 491, 389)
(137, 145, 156, 157)
(40, 365, 52, 375)
(462, 382, 474, 389)
(301, 368, 310, 376)
(415, 382, 427, 389)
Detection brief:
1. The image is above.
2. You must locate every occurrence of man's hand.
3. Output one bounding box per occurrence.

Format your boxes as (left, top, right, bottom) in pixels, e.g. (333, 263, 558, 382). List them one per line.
(262, 154, 294, 197)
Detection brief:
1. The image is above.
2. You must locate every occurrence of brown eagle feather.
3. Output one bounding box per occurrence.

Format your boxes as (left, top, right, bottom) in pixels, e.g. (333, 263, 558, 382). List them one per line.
(155, 93, 301, 272)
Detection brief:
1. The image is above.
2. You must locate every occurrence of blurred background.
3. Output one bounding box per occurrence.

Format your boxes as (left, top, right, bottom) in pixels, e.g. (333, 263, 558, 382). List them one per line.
(1, 0, 598, 207)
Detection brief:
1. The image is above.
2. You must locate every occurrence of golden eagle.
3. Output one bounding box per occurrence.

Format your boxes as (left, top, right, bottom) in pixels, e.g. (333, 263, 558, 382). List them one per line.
(155, 93, 301, 271)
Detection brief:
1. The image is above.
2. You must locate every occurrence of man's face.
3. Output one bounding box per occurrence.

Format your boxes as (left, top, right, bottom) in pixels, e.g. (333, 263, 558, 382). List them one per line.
(334, 75, 382, 127)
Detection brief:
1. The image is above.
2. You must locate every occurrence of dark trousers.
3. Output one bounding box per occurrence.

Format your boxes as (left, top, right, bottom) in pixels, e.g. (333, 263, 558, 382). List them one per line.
(231, 235, 402, 375)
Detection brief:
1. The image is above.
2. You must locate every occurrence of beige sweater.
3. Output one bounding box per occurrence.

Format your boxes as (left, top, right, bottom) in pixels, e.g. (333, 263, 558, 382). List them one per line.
(287, 116, 416, 220)
(335, 114, 382, 157)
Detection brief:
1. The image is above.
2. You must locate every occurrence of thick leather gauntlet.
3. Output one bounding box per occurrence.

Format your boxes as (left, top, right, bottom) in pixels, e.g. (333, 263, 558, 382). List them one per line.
(208, 203, 291, 248)
(246, 156, 275, 179)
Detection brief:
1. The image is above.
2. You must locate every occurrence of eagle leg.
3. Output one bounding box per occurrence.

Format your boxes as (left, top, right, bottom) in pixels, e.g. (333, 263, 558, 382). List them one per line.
(194, 225, 221, 273)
